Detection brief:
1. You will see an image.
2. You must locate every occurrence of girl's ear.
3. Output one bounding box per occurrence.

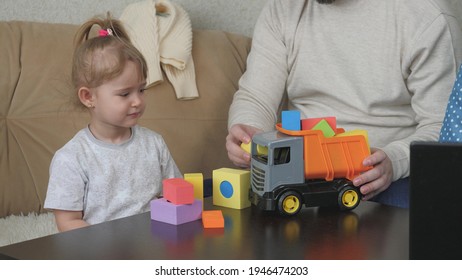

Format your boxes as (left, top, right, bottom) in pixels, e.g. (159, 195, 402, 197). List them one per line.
(78, 87, 95, 108)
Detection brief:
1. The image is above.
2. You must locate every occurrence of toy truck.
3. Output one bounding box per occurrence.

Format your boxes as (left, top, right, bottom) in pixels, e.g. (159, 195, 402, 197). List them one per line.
(249, 123, 371, 216)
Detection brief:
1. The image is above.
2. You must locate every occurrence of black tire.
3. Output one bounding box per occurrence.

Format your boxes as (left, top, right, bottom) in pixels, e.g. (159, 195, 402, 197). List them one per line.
(277, 191, 302, 216)
(338, 186, 360, 211)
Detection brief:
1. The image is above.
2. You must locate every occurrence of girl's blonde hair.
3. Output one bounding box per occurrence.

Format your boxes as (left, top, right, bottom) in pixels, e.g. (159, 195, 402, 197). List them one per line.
(71, 13, 148, 107)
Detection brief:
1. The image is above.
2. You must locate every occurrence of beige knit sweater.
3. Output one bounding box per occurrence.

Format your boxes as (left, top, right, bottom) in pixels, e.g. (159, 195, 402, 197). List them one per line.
(120, 0, 198, 100)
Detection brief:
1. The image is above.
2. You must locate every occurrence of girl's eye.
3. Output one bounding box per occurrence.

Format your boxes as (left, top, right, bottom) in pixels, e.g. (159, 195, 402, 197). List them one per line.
(120, 93, 129, 97)
(139, 88, 146, 94)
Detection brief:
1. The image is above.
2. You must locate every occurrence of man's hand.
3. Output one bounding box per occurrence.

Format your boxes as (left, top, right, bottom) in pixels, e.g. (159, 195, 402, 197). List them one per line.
(353, 148, 394, 200)
(226, 124, 262, 168)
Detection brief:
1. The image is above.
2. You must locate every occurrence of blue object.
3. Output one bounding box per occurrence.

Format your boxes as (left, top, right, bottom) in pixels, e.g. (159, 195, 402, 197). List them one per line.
(440, 64, 462, 142)
(282, 110, 301, 131)
(220, 180, 234, 198)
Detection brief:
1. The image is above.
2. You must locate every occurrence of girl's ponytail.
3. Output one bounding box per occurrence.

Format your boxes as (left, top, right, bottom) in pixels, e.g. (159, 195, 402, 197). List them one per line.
(73, 13, 131, 47)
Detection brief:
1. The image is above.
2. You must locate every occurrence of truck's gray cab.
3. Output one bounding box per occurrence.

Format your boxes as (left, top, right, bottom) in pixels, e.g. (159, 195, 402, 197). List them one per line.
(250, 131, 304, 197)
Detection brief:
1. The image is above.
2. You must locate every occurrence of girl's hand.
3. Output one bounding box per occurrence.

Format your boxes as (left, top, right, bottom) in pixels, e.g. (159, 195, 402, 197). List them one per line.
(226, 124, 262, 168)
(353, 148, 394, 200)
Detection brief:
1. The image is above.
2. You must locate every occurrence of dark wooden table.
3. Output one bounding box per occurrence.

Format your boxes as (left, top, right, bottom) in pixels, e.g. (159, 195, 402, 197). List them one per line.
(0, 198, 409, 259)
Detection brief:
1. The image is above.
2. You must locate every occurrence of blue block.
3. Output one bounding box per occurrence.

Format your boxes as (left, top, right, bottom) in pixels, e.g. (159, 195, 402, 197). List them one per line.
(282, 110, 301, 131)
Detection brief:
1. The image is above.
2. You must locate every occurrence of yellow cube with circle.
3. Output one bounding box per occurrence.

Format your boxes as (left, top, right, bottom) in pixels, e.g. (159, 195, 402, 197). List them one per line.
(212, 168, 251, 209)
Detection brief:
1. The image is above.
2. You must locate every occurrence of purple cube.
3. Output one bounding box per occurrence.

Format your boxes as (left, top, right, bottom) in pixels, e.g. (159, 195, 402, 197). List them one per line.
(150, 198, 202, 225)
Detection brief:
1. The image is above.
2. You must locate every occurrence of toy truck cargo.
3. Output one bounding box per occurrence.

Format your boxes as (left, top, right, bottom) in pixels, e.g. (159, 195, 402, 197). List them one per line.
(249, 123, 371, 216)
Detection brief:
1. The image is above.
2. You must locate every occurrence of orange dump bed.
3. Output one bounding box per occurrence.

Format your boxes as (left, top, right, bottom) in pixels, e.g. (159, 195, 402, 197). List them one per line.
(276, 124, 371, 181)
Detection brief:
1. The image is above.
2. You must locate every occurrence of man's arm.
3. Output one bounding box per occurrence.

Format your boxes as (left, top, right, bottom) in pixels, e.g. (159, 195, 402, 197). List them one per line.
(382, 13, 462, 181)
(228, 0, 289, 132)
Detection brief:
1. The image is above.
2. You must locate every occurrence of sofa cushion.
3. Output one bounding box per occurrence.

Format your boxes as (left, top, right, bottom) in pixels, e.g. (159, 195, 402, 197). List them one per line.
(0, 21, 251, 217)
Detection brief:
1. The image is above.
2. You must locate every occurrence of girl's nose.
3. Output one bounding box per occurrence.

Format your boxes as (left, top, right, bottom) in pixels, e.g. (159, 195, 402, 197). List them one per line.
(132, 93, 144, 107)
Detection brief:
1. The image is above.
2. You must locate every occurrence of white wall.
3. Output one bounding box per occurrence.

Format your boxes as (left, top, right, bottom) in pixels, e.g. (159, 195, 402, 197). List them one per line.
(0, 0, 268, 37)
(1, 0, 461, 37)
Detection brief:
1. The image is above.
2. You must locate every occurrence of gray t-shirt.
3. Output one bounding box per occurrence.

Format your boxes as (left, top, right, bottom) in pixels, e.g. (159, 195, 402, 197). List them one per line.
(44, 125, 182, 225)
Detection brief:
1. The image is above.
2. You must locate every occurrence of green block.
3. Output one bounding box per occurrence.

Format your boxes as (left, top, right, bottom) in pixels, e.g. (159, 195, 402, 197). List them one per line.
(312, 119, 335, 137)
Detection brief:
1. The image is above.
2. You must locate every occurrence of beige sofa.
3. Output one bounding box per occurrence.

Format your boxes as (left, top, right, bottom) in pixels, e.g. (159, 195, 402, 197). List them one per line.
(0, 21, 251, 218)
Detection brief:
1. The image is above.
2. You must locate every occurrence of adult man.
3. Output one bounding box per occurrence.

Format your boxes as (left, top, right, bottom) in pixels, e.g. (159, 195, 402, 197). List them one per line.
(226, 0, 462, 207)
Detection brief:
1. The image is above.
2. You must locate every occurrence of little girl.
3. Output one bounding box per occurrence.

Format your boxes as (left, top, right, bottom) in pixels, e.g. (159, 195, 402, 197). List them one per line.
(44, 14, 181, 232)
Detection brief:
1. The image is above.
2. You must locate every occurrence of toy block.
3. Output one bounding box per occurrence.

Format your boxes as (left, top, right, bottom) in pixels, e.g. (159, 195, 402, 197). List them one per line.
(150, 198, 202, 225)
(282, 110, 301, 131)
(241, 141, 268, 156)
(163, 178, 194, 205)
(202, 210, 224, 228)
(213, 168, 251, 209)
(301, 116, 336, 131)
(184, 173, 204, 201)
(240, 142, 251, 153)
(312, 119, 336, 137)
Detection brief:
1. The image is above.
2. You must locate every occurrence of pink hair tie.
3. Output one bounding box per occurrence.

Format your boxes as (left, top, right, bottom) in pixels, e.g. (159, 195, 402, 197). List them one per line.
(99, 28, 113, 37)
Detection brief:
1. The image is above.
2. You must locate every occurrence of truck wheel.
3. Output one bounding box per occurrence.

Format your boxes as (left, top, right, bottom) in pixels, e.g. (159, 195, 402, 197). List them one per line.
(338, 186, 360, 211)
(278, 191, 302, 216)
